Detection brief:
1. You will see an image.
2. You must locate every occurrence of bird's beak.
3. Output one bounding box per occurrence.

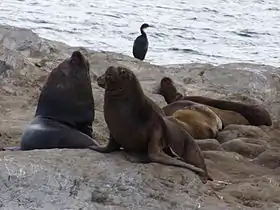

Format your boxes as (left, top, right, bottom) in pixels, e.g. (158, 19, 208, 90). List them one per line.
(149, 25, 155, 28)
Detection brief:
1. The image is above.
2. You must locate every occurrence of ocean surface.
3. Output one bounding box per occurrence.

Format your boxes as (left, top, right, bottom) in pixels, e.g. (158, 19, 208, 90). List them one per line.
(0, 0, 279, 66)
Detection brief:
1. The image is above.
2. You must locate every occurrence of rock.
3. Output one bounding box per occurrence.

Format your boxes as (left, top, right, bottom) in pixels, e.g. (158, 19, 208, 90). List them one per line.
(217, 125, 269, 143)
(221, 138, 268, 158)
(0, 60, 13, 76)
(0, 25, 56, 57)
(195, 139, 223, 151)
(221, 176, 280, 209)
(259, 126, 280, 147)
(202, 151, 274, 180)
(0, 45, 25, 72)
(252, 149, 280, 169)
(0, 149, 226, 210)
(203, 150, 246, 164)
(0, 25, 280, 209)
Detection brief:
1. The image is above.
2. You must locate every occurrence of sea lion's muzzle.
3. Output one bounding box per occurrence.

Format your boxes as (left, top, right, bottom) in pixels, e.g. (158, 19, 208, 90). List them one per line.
(97, 74, 106, 88)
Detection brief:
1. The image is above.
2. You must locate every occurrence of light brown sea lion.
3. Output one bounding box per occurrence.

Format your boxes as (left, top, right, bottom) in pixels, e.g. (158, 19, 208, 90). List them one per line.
(157, 77, 271, 126)
(88, 66, 213, 183)
(171, 102, 222, 139)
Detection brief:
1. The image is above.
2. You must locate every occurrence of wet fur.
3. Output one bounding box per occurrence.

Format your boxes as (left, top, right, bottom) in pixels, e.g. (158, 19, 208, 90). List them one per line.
(171, 103, 222, 139)
(88, 66, 212, 183)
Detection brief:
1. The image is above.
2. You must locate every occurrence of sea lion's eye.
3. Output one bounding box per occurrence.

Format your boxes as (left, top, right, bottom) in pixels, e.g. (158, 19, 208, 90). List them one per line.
(120, 69, 127, 77)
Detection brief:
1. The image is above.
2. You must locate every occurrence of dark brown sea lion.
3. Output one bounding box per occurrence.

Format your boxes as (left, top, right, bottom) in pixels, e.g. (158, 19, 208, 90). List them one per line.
(20, 51, 97, 150)
(171, 103, 222, 139)
(157, 77, 271, 126)
(88, 66, 212, 183)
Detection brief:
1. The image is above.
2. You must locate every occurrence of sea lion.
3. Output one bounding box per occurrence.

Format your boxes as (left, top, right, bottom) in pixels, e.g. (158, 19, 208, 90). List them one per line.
(20, 51, 97, 150)
(163, 100, 249, 128)
(88, 66, 212, 183)
(171, 102, 222, 139)
(157, 77, 271, 126)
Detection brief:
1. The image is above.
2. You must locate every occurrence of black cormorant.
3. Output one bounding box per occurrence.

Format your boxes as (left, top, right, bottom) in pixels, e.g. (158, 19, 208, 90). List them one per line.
(133, 23, 151, 60)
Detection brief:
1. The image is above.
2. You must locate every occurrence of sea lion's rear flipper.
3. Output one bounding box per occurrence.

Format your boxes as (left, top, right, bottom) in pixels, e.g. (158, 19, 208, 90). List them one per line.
(1, 146, 21, 151)
(147, 124, 205, 175)
(163, 117, 213, 182)
(88, 135, 121, 153)
(163, 146, 178, 158)
(148, 146, 205, 175)
(124, 152, 151, 163)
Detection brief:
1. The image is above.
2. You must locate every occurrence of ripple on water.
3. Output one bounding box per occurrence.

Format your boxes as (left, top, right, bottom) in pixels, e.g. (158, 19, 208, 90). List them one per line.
(233, 29, 272, 38)
(169, 47, 202, 55)
(0, 0, 279, 66)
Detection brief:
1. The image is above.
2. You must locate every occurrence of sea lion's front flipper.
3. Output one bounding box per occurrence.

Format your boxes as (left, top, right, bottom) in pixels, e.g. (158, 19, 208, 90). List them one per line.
(88, 135, 121, 153)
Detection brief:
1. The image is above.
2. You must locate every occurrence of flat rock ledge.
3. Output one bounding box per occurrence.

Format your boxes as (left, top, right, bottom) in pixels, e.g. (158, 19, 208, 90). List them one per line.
(1, 149, 220, 210)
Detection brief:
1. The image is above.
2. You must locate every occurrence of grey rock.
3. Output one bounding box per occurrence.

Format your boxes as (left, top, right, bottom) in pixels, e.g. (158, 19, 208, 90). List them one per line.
(0, 60, 13, 76)
(0, 45, 25, 73)
(217, 125, 269, 143)
(221, 138, 268, 158)
(0, 149, 222, 210)
(252, 149, 280, 169)
(0, 24, 57, 58)
(195, 139, 223, 151)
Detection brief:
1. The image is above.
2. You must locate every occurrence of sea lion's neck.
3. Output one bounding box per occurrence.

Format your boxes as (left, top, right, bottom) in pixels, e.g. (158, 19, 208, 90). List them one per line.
(164, 92, 183, 104)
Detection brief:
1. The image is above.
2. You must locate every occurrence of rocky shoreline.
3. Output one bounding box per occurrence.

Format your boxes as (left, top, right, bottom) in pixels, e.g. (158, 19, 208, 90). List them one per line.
(0, 24, 280, 209)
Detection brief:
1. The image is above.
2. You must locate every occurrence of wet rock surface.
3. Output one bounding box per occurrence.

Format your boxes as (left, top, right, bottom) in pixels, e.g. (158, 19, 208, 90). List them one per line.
(0, 25, 280, 209)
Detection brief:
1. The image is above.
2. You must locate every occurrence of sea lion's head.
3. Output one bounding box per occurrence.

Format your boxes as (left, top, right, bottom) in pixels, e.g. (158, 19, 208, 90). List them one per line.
(97, 66, 138, 92)
(156, 77, 182, 103)
(159, 77, 175, 92)
(58, 50, 90, 76)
